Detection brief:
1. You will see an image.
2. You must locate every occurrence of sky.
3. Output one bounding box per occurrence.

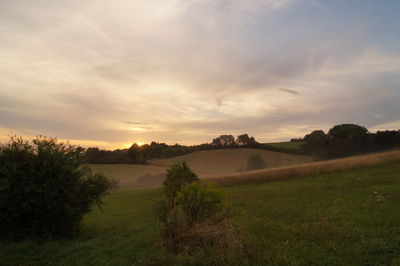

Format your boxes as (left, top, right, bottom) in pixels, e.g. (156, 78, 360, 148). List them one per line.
(0, 0, 399, 149)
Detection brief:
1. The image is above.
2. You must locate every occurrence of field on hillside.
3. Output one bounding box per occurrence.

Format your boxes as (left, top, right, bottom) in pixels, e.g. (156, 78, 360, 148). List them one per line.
(150, 148, 312, 176)
(208, 150, 400, 186)
(89, 148, 312, 189)
(3, 163, 400, 265)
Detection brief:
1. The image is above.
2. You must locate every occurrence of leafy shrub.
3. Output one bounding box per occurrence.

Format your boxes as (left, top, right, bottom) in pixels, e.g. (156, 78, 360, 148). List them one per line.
(156, 164, 242, 255)
(177, 182, 227, 225)
(163, 162, 198, 202)
(0, 136, 111, 241)
(246, 154, 266, 170)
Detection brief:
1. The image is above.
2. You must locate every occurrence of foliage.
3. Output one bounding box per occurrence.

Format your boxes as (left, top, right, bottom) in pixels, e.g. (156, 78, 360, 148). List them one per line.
(236, 134, 258, 146)
(163, 162, 198, 201)
(246, 154, 266, 171)
(301, 124, 400, 160)
(156, 164, 241, 255)
(212, 135, 236, 146)
(0, 136, 111, 241)
(177, 182, 227, 226)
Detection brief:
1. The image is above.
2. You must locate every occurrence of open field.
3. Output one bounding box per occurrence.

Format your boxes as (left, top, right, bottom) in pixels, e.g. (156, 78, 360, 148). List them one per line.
(149, 148, 312, 176)
(89, 148, 312, 189)
(2, 163, 400, 265)
(208, 150, 400, 186)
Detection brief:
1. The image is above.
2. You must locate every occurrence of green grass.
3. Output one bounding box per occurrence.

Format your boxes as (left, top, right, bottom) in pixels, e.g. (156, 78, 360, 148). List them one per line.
(2, 164, 400, 265)
(267, 141, 304, 150)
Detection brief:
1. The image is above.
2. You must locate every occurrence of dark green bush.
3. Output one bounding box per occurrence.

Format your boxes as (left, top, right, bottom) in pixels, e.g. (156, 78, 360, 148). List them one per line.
(156, 164, 242, 255)
(177, 182, 227, 226)
(163, 162, 198, 202)
(0, 136, 111, 241)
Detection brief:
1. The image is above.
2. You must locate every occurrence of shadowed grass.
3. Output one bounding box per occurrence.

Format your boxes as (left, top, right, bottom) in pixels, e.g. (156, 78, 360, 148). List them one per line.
(1, 163, 400, 265)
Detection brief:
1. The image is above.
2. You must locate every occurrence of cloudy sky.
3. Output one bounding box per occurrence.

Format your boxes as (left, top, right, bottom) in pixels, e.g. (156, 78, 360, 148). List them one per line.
(1, 0, 399, 149)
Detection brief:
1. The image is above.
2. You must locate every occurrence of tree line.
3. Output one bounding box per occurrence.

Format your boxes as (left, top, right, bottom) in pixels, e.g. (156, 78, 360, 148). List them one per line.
(83, 133, 303, 164)
(82, 124, 400, 164)
(301, 124, 400, 160)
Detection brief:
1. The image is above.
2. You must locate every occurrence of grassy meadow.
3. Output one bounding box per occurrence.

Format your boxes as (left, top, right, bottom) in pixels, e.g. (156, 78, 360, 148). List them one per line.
(2, 161, 400, 265)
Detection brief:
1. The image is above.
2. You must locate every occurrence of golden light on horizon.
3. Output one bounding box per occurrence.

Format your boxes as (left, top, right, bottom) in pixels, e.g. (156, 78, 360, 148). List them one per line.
(124, 142, 145, 149)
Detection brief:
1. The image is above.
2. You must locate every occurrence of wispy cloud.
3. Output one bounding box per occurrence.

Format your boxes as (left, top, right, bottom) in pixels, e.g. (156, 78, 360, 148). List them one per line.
(0, 0, 399, 148)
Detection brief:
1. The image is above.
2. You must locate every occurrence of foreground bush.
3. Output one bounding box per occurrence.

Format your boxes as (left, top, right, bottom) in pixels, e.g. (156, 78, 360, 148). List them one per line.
(177, 182, 227, 226)
(0, 136, 111, 241)
(163, 162, 198, 202)
(156, 164, 243, 257)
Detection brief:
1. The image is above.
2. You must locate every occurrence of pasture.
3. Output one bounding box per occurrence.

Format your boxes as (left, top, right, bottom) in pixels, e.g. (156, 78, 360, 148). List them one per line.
(2, 162, 400, 265)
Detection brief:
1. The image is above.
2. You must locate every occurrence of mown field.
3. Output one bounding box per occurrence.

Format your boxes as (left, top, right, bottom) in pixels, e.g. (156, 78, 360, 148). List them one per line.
(89, 148, 312, 189)
(2, 162, 400, 265)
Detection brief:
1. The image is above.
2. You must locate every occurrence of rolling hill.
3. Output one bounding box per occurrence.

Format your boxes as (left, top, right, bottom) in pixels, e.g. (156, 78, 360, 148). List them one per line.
(4, 162, 400, 265)
(89, 148, 312, 189)
(149, 148, 312, 176)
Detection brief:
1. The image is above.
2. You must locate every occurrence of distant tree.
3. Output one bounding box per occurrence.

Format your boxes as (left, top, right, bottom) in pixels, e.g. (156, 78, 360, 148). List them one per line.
(236, 134, 258, 146)
(246, 154, 266, 170)
(302, 130, 331, 159)
(372, 130, 400, 150)
(328, 124, 369, 157)
(212, 135, 236, 146)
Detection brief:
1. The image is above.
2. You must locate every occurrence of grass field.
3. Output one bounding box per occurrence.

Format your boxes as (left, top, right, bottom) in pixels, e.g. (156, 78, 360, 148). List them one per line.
(89, 148, 312, 189)
(2, 163, 400, 265)
(266, 141, 304, 150)
(150, 148, 312, 176)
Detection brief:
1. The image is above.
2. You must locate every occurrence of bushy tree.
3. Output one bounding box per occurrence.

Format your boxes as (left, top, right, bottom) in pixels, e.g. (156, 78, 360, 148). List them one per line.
(177, 182, 227, 226)
(156, 164, 238, 254)
(328, 124, 369, 157)
(302, 130, 331, 159)
(212, 135, 236, 146)
(236, 134, 258, 146)
(163, 162, 198, 201)
(0, 136, 111, 241)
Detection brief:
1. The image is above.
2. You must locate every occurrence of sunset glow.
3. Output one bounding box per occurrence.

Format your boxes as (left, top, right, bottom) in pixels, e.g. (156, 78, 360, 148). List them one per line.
(0, 0, 399, 148)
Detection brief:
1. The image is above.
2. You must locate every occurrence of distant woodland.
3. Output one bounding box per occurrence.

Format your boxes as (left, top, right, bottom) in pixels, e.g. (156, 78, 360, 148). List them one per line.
(83, 124, 400, 164)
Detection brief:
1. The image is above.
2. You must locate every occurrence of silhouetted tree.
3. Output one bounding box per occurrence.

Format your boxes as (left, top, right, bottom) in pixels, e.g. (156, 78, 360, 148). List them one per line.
(212, 135, 236, 146)
(236, 134, 258, 146)
(302, 130, 331, 159)
(328, 124, 369, 157)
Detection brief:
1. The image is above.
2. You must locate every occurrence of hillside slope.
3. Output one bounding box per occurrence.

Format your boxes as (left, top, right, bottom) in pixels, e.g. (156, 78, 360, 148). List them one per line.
(149, 148, 312, 176)
(3, 163, 400, 265)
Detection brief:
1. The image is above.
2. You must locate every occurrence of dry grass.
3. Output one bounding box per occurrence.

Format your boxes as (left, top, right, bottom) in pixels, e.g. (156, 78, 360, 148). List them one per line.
(150, 148, 312, 176)
(168, 220, 244, 254)
(206, 150, 400, 186)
